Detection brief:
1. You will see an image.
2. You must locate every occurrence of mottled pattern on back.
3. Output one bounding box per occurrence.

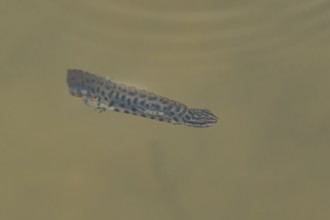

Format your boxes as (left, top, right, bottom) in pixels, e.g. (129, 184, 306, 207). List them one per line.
(67, 69, 218, 127)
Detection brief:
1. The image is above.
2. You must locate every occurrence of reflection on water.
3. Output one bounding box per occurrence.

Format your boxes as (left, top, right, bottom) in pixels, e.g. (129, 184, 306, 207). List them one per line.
(1, 0, 330, 220)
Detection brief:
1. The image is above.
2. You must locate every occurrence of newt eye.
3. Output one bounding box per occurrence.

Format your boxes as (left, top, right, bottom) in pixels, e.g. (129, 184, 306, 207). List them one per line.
(90, 95, 98, 101)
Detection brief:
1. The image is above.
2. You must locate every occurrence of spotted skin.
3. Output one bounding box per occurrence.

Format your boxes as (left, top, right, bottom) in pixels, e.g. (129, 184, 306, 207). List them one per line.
(67, 69, 218, 127)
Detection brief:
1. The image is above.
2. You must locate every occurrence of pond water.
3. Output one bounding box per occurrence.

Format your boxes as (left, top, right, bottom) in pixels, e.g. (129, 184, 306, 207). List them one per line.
(0, 1, 329, 220)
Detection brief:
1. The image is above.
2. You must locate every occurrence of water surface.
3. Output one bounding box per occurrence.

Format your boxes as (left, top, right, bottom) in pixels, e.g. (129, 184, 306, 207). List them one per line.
(1, 1, 330, 220)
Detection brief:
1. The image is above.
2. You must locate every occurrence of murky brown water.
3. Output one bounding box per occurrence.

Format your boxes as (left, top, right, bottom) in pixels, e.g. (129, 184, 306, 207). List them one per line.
(1, 1, 330, 220)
